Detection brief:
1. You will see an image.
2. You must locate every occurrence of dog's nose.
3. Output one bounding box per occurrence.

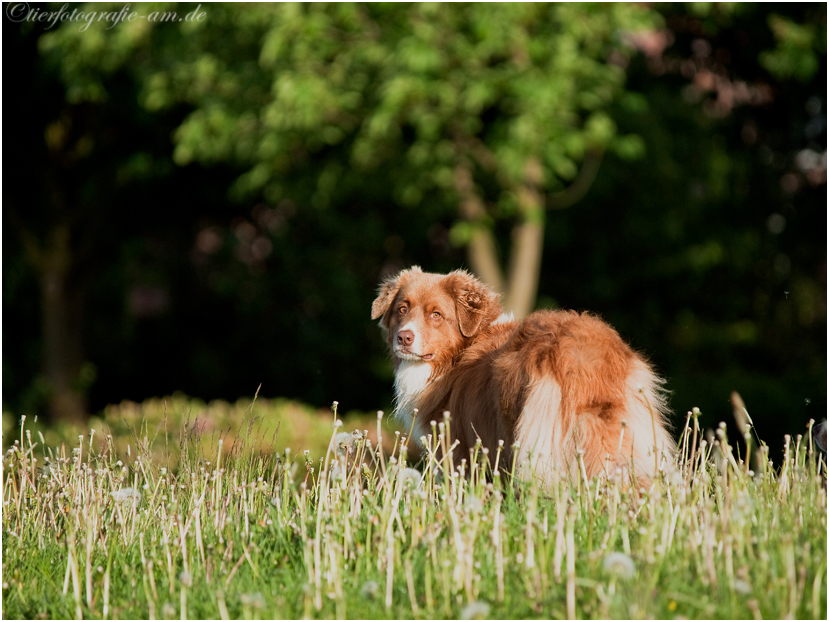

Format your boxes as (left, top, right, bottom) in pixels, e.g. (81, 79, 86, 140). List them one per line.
(397, 329, 415, 347)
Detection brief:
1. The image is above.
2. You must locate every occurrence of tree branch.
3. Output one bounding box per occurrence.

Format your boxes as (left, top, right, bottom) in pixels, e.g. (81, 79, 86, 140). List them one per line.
(547, 149, 604, 210)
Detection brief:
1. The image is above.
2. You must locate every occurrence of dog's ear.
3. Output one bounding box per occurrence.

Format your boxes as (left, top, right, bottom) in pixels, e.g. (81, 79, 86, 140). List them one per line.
(371, 266, 423, 322)
(446, 270, 500, 338)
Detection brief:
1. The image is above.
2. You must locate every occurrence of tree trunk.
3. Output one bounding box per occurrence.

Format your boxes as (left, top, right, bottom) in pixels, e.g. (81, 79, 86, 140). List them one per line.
(454, 159, 544, 317)
(40, 266, 87, 424)
(504, 161, 545, 318)
(20, 222, 88, 424)
(504, 209, 545, 319)
(454, 154, 602, 319)
(454, 164, 505, 295)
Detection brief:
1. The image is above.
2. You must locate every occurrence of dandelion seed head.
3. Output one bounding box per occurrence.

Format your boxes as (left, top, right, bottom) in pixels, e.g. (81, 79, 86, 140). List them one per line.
(734, 579, 752, 595)
(399, 468, 421, 487)
(603, 552, 635, 579)
(111, 488, 142, 507)
(464, 496, 483, 515)
(360, 580, 380, 600)
(460, 601, 491, 620)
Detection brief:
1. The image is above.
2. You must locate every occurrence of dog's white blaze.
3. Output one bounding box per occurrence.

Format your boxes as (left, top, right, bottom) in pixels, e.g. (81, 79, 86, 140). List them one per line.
(621, 359, 674, 479)
(514, 378, 567, 486)
(393, 359, 432, 441)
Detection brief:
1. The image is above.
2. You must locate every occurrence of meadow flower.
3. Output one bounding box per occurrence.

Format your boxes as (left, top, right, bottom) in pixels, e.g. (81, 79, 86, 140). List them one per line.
(111, 487, 142, 507)
(460, 600, 491, 620)
(603, 552, 635, 579)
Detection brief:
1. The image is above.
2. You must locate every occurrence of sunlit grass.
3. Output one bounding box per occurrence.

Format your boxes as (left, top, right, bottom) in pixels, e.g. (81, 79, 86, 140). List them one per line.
(2, 399, 826, 620)
(1, 394, 393, 471)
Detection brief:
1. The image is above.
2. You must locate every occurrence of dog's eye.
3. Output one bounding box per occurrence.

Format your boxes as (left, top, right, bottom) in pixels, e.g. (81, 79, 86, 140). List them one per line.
(431, 311, 442, 320)
(398, 305, 408, 315)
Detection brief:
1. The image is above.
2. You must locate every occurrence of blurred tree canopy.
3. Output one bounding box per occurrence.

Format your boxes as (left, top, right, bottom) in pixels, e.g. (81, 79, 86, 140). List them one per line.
(39, 2, 662, 318)
(2, 2, 826, 455)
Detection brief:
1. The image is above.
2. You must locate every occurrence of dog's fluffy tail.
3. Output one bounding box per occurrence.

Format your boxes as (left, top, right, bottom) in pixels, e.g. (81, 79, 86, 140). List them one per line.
(514, 358, 675, 488)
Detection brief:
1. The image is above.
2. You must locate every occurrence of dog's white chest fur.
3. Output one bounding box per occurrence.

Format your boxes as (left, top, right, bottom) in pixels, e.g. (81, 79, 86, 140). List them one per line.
(393, 360, 432, 442)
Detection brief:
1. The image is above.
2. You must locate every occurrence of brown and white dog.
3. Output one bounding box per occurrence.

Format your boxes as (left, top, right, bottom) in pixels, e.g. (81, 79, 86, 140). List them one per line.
(372, 266, 675, 486)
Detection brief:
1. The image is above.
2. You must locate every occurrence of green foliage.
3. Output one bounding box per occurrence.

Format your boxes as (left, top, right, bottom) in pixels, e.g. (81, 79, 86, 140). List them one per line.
(761, 14, 824, 82)
(40, 2, 661, 212)
(539, 3, 827, 447)
(2, 405, 826, 619)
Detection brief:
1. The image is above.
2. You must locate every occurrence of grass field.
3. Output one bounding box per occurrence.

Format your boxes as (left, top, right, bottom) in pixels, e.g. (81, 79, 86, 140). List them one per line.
(2, 396, 826, 620)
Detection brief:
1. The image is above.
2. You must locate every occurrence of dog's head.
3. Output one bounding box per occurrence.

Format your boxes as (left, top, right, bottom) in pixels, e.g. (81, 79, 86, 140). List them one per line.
(371, 266, 501, 369)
